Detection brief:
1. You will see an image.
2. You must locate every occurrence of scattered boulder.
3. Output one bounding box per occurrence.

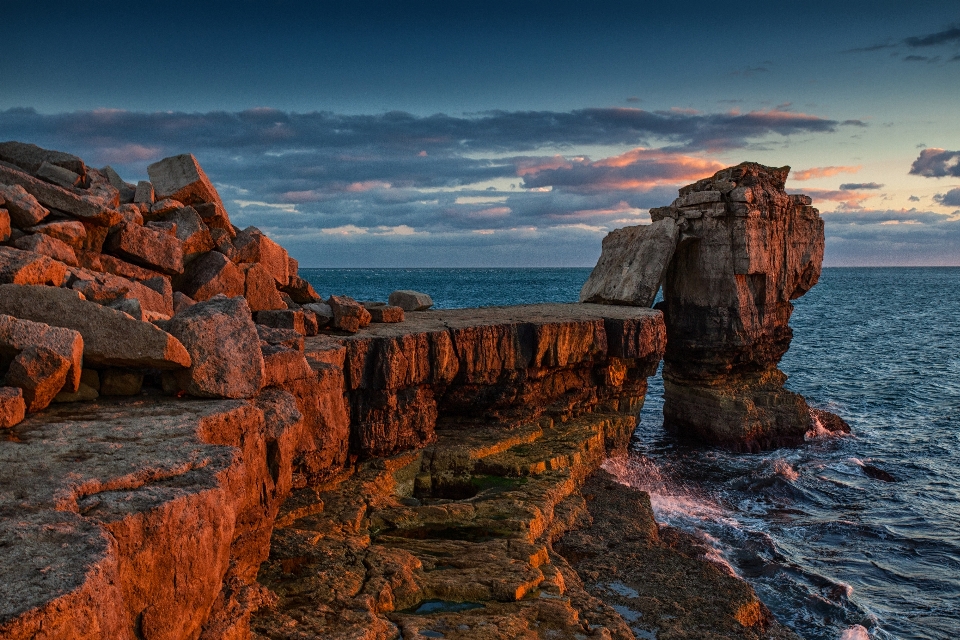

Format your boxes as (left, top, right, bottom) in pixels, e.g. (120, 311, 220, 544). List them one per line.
(364, 303, 404, 323)
(0, 313, 83, 392)
(0, 246, 68, 286)
(101, 166, 136, 202)
(233, 227, 289, 286)
(0, 284, 191, 369)
(159, 206, 214, 263)
(147, 154, 229, 225)
(149, 198, 183, 218)
(166, 295, 264, 399)
(69, 269, 172, 317)
(388, 290, 433, 311)
(134, 180, 155, 205)
(0, 141, 86, 177)
(281, 275, 321, 304)
(105, 222, 184, 275)
(3, 345, 71, 412)
(26, 220, 87, 250)
(0, 386, 26, 427)
(0, 164, 119, 226)
(175, 251, 244, 301)
(580, 217, 680, 307)
(242, 263, 285, 311)
(0, 183, 49, 227)
(328, 295, 371, 333)
(13, 233, 79, 267)
(36, 161, 83, 189)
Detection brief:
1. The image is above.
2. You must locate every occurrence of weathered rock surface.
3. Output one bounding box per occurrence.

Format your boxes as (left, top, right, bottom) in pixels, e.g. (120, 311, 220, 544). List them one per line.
(0, 313, 83, 392)
(26, 220, 87, 250)
(365, 302, 405, 323)
(147, 154, 228, 219)
(580, 216, 680, 307)
(3, 345, 71, 412)
(166, 296, 264, 399)
(233, 227, 289, 286)
(105, 222, 184, 275)
(175, 250, 244, 301)
(0, 141, 86, 177)
(389, 289, 434, 311)
(0, 284, 190, 369)
(0, 164, 119, 227)
(13, 232, 79, 267)
(0, 386, 26, 427)
(0, 183, 49, 227)
(242, 263, 285, 312)
(328, 294, 371, 333)
(0, 246, 68, 287)
(651, 162, 827, 450)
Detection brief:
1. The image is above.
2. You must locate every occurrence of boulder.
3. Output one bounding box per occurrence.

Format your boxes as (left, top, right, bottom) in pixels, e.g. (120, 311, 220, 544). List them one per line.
(36, 161, 83, 189)
(97, 253, 164, 282)
(175, 251, 244, 301)
(193, 202, 234, 236)
(0, 313, 83, 392)
(0, 246, 68, 286)
(149, 198, 183, 218)
(3, 345, 71, 412)
(105, 222, 184, 275)
(159, 206, 214, 263)
(262, 345, 313, 388)
(302, 310, 319, 336)
(0, 183, 49, 227)
(364, 303, 404, 323)
(0, 141, 86, 177)
(77, 221, 109, 252)
(0, 284, 191, 369)
(117, 203, 144, 226)
(254, 309, 305, 335)
(580, 217, 680, 307)
(174, 291, 196, 314)
(256, 325, 304, 351)
(232, 227, 289, 286)
(147, 154, 228, 219)
(328, 295, 371, 333)
(68, 269, 172, 317)
(134, 180, 155, 204)
(0, 386, 26, 427)
(166, 295, 264, 399)
(281, 275, 321, 304)
(0, 209, 8, 242)
(13, 233, 79, 267)
(26, 220, 87, 250)
(388, 290, 433, 311)
(101, 165, 137, 202)
(0, 164, 118, 226)
(52, 381, 98, 403)
(100, 369, 144, 396)
(303, 302, 332, 327)
(242, 263, 285, 311)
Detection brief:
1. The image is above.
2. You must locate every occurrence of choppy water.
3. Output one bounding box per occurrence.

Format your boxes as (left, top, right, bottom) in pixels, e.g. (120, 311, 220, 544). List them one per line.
(300, 267, 960, 640)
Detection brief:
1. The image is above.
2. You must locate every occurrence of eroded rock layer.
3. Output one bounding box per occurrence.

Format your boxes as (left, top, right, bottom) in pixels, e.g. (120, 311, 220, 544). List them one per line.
(651, 163, 825, 450)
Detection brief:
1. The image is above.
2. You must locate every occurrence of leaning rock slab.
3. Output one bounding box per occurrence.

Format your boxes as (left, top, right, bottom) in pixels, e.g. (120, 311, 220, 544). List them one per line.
(580, 217, 680, 307)
(0, 164, 118, 227)
(147, 154, 229, 224)
(0, 183, 49, 227)
(175, 251, 244, 301)
(329, 295, 372, 333)
(105, 222, 184, 275)
(0, 314, 83, 392)
(167, 296, 265, 399)
(388, 289, 433, 311)
(0, 284, 191, 369)
(13, 233, 79, 267)
(233, 227, 289, 286)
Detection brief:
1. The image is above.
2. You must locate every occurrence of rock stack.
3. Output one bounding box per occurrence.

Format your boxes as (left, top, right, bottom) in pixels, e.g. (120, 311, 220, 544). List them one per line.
(583, 162, 848, 450)
(0, 142, 409, 427)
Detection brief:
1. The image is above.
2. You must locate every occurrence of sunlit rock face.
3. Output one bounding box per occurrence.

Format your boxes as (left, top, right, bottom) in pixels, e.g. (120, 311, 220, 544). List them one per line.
(651, 162, 825, 450)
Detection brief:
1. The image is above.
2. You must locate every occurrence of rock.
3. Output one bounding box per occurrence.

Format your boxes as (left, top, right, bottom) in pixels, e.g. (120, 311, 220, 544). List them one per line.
(0, 313, 83, 392)
(388, 290, 433, 311)
(134, 180, 155, 204)
(52, 381, 99, 403)
(365, 303, 404, 323)
(652, 162, 825, 450)
(0, 141, 86, 177)
(159, 206, 214, 263)
(116, 203, 144, 226)
(0, 386, 26, 427)
(3, 345, 71, 412)
(0, 246, 68, 286)
(96, 253, 163, 282)
(0, 284, 191, 369)
(254, 310, 306, 336)
(242, 263, 285, 311)
(166, 296, 264, 399)
(100, 165, 137, 201)
(0, 164, 118, 227)
(26, 220, 87, 250)
(0, 209, 8, 242)
(175, 251, 244, 301)
(329, 295, 372, 332)
(0, 183, 49, 227)
(77, 221, 109, 252)
(68, 269, 171, 317)
(13, 233, 79, 267)
(580, 217, 680, 307)
(232, 227, 289, 286)
(193, 202, 234, 237)
(303, 302, 333, 327)
(174, 291, 196, 314)
(256, 325, 304, 351)
(149, 198, 183, 218)
(142, 276, 175, 315)
(147, 154, 229, 224)
(262, 345, 313, 388)
(36, 161, 83, 189)
(302, 309, 319, 336)
(104, 222, 184, 275)
(280, 275, 321, 304)
(100, 369, 144, 396)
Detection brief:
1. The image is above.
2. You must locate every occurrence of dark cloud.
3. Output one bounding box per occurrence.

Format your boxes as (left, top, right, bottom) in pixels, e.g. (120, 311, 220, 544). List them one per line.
(934, 188, 960, 207)
(850, 24, 960, 62)
(839, 182, 884, 190)
(822, 208, 960, 266)
(904, 25, 960, 48)
(909, 195, 921, 202)
(909, 148, 960, 177)
(904, 54, 940, 62)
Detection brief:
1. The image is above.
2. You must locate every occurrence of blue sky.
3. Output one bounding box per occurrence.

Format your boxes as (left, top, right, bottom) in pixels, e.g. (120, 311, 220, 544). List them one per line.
(2, 0, 958, 266)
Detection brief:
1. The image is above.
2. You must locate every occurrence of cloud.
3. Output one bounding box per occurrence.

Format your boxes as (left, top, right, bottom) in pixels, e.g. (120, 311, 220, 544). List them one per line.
(934, 188, 960, 207)
(839, 182, 883, 190)
(822, 208, 960, 266)
(909, 195, 921, 202)
(791, 165, 861, 181)
(797, 188, 874, 209)
(909, 148, 960, 177)
(904, 26, 960, 48)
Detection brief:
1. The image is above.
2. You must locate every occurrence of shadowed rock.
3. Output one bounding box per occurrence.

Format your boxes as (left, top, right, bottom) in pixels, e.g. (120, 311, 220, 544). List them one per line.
(175, 250, 244, 301)
(0, 314, 83, 392)
(389, 289, 433, 311)
(4, 345, 71, 412)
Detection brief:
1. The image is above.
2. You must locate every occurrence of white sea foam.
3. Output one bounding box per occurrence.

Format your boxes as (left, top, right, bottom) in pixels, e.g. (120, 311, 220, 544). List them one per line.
(772, 458, 800, 481)
(839, 624, 870, 640)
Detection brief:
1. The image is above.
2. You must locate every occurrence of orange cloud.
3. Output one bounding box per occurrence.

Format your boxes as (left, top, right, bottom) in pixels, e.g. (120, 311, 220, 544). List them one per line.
(798, 188, 874, 209)
(791, 165, 862, 181)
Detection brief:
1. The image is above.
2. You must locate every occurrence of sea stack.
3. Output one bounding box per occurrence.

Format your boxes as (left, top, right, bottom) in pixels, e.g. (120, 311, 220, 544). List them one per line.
(651, 162, 825, 450)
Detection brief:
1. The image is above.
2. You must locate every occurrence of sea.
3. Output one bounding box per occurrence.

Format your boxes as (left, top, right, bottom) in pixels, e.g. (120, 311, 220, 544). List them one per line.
(301, 267, 960, 640)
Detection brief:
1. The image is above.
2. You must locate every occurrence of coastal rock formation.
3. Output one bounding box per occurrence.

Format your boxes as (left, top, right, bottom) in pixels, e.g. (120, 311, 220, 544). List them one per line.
(650, 163, 827, 449)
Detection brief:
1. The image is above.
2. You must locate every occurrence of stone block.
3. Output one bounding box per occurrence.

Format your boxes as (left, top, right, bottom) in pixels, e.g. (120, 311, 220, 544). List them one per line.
(0, 183, 49, 227)
(232, 226, 289, 285)
(166, 295, 264, 399)
(262, 345, 313, 388)
(0, 209, 8, 243)
(174, 291, 196, 314)
(302, 302, 332, 327)
(134, 180, 155, 204)
(175, 251, 244, 301)
(0, 284, 191, 369)
(328, 295, 371, 333)
(302, 310, 319, 336)
(0, 164, 118, 226)
(388, 290, 433, 311)
(26, 220, 87, 249)
(105, 221, 184, 275)
(147, 154, 227, 216)
(97, 253, 163, 282)
(13, 233, 79, 267)
(281, 275, 321, 304)
(52, 381, 98, 403)
(366, 304, 404, 323)
(0, 386, 26, 427)
(0, 141, 86, 177)
(100, 369, 144, 396)
(149, 198, 183, 218)
(36, 161, 82, 189)
(158, 206, 214, 263)
(78, 220, 109, 252)
(0, 313, 83, 392)
(116, 203, 144, 226)
(3, 345, 71, 412)
(254, 309, 306, 335)
(0, 246, 68, 286)
(256, 325, 304, 351)
(242, 263, 285, 312)
(68, 268, 171, 317)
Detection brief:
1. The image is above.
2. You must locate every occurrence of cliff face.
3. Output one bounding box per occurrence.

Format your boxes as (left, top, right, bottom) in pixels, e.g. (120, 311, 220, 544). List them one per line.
(650, 163, 825, 450)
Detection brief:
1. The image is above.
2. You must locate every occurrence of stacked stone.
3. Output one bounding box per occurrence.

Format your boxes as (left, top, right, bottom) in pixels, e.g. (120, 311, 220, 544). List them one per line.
(0, 141, 415, 427)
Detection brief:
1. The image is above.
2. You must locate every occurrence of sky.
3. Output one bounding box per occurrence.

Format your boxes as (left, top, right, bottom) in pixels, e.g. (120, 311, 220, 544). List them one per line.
(2, 0, 958, 267)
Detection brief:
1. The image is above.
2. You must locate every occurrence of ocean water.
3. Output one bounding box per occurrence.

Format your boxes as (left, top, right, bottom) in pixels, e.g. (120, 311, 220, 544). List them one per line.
(300, 267, 960, 640)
